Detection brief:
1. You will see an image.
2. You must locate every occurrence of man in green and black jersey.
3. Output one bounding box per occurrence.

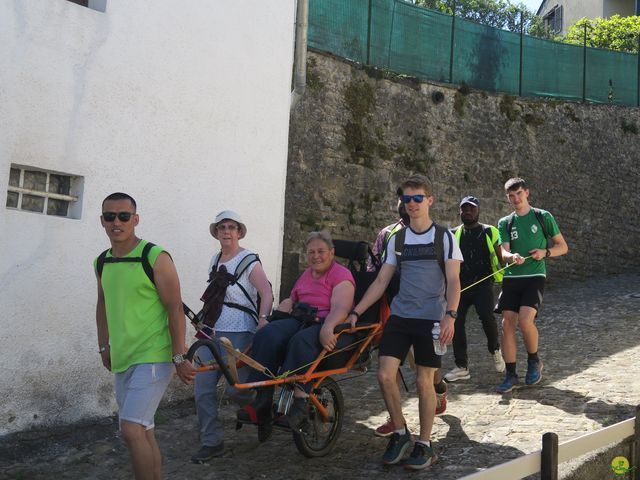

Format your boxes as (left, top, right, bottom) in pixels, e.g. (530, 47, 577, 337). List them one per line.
(495, 178, 568, 393)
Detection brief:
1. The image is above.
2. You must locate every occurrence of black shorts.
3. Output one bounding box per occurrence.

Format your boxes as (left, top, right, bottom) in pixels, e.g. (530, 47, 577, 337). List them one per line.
(496, 276, 545, 313)
(378, 316, 440, 368)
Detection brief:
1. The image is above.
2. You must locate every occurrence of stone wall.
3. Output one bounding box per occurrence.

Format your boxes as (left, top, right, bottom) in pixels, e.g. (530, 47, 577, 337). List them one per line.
(281, 51, 640, 295)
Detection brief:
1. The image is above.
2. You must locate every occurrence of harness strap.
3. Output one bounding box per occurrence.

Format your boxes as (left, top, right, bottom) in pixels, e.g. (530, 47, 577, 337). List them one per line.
(96, 241, 158, 284)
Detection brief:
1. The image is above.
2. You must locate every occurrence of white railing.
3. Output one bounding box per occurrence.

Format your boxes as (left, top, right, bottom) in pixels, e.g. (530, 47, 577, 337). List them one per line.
(461, 410, 638, 480)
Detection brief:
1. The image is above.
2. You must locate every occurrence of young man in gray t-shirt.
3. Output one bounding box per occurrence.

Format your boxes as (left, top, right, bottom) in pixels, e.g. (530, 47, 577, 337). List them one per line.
(350, 174, 462, 470)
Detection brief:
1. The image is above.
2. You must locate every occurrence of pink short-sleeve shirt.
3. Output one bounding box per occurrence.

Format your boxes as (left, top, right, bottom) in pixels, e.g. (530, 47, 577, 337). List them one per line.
(290, 262, 355, 317)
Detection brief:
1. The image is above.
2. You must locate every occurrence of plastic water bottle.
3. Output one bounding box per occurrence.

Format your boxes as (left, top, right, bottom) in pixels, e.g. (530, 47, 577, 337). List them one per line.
(432, 322, 447, 355)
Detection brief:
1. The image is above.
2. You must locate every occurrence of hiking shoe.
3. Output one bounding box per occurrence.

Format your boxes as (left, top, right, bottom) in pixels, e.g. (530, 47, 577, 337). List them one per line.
(403, 442, 438, 470)
(493, 349, 506, 373)
(496, 373, 519, 393)
(374, 417, 395, 437)
(435, 382, 448, 415)
(286, 397, 309, 431)
(191, 443, 224, 463)
(444, 366, 470, 382)
(525, 359, 544, 386)
(382, 429, 413, 464)
(237, 389, 272, 425)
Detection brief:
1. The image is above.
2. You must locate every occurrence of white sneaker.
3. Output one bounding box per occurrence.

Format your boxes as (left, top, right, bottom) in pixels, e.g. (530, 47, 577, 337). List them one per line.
(493, 349, 506, 373)
(444, 366, 470, 382)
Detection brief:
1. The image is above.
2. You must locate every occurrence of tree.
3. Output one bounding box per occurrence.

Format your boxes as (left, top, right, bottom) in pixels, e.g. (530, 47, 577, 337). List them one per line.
(413, 0, 549, 36)
(563, 15, 640, 53)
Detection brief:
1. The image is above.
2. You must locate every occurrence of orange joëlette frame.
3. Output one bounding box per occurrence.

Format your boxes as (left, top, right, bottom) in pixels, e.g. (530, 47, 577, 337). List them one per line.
(189, 322, 381, 423)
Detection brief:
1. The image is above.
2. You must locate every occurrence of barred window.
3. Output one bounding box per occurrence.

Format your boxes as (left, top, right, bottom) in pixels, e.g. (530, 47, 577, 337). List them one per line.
(544, 6, 563, 35)
(6, 165, 84, 219)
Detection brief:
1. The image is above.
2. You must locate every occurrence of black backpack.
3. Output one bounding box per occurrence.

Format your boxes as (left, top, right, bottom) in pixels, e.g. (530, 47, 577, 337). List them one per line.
(207, 252, 265, 323)
(505, 208, 553, 248)
(96, 241, 158, 284)
(386, 224, 448, 299)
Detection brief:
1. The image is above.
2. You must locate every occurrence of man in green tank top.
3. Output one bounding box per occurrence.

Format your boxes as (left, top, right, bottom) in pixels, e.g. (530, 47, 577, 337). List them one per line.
(495, 178, 568, 394)
(95, 192, 195, 480)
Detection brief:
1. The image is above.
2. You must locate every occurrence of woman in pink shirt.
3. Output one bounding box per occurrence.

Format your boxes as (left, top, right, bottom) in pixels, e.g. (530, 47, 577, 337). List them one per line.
(237, 231, 355, 441)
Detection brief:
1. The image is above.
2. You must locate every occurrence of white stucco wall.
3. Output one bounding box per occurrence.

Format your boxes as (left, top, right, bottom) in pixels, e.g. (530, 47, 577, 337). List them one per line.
(0, 0, 295, 435)
(538, 0, 635, 34)
(604, 0, 635, 18)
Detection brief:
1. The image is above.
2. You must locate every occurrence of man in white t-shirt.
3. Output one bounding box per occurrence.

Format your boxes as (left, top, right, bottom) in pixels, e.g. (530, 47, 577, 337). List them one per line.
(349, 175, 462, 470)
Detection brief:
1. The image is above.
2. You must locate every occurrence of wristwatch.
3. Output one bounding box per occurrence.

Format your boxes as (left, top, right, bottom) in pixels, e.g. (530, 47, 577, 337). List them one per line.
(98, 345, 109, 354)
(545, 248, 551, 258)
(259, 314, 268, 320)
(445, 310, 458, 319)
(172, 353, 185, 365)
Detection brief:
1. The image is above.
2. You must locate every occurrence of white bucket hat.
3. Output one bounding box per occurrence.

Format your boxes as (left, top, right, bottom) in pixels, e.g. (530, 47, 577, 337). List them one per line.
(209, 210, 247, 239)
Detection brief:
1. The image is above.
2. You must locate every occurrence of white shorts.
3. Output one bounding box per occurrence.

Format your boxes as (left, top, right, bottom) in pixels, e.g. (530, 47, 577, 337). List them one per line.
(114, 363, 173, 430)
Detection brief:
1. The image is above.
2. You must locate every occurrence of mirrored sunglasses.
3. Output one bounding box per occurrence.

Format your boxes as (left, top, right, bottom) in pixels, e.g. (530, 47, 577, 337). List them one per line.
(102, 212, 133, 222)
(401, 194, 426, 204)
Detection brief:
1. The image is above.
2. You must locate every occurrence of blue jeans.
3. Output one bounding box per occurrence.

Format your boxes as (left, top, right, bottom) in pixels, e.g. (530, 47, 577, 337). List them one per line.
(247, 317, 355, 393)
(194, 330, 254, 447)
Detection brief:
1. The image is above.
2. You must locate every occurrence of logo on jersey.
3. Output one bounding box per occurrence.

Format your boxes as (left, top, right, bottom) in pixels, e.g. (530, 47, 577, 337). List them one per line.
(531, 224, 538, 234)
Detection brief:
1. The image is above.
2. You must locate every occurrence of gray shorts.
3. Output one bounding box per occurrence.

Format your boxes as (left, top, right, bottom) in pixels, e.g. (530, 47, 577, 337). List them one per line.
(114, 363, 173, 430)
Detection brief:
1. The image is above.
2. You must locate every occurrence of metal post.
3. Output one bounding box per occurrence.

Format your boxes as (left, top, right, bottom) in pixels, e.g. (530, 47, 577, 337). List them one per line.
(582, 23, 587, 103)
(449, 0, 456, 83)
(366, 0, 373, 65)
(519, 10, 524, 97)
(541, 432, 559, 480)
(386, 0, 397, 69)
(632, 405, 640, 480)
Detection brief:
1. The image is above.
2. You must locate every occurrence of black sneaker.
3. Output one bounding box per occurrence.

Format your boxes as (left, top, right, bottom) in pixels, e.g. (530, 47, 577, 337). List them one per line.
(190, 443, 224, 463)
(382, 428, 412, 465)
(286, 397, 309, 431)
(403, 442, 438, 470)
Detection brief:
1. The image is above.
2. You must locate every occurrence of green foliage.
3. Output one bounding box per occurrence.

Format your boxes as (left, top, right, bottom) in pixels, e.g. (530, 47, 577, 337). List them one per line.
(522, 113, 544, 126)
(453, 82, 470, 116)
(342, 80, 392, 167)
(499, 94, 519, 121)
(415, 0, 542, 35)
(453, 90, 467, 116)
(306, 57, 324, 91)
(564, 106, 580, 122)
(564, 16, 640, 53)
(344, 80, 375, 120)
(621, 118, 639, 134)
(343, 81, 376, 167)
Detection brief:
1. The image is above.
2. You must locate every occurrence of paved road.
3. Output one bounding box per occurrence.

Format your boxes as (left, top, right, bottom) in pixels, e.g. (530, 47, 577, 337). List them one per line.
(2, 274, 639, 479)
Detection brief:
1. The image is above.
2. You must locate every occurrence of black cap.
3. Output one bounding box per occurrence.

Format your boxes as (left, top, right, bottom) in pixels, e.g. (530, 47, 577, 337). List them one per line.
(460, 195, 480, 207)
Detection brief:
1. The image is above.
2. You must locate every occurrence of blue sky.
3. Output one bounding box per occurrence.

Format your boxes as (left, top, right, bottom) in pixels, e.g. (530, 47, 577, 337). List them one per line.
(520, 0, 542, 13)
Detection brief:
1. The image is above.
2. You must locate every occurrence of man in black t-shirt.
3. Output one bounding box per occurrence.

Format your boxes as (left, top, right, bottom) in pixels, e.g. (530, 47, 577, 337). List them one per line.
(444, 196, 505, 382)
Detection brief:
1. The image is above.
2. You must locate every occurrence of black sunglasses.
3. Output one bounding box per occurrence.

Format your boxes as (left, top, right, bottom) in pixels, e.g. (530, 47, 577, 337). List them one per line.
(102, 212, 134, 222)
(401, 194, 426, 204)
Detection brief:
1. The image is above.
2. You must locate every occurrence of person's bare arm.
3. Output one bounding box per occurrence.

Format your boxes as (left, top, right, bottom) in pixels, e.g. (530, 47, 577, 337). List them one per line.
(501, 242, 526, 265)
(248, 263, 274, 330)
(319, 280, 355, 351)
(95, 273, 111, 371)
(440, 259, 462, 344)
(153, 252, 196, 384)
(529, 233, 568, 260)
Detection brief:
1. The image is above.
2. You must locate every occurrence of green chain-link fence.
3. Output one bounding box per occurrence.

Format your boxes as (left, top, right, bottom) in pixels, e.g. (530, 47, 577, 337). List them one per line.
(308, 0, 640, 106)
